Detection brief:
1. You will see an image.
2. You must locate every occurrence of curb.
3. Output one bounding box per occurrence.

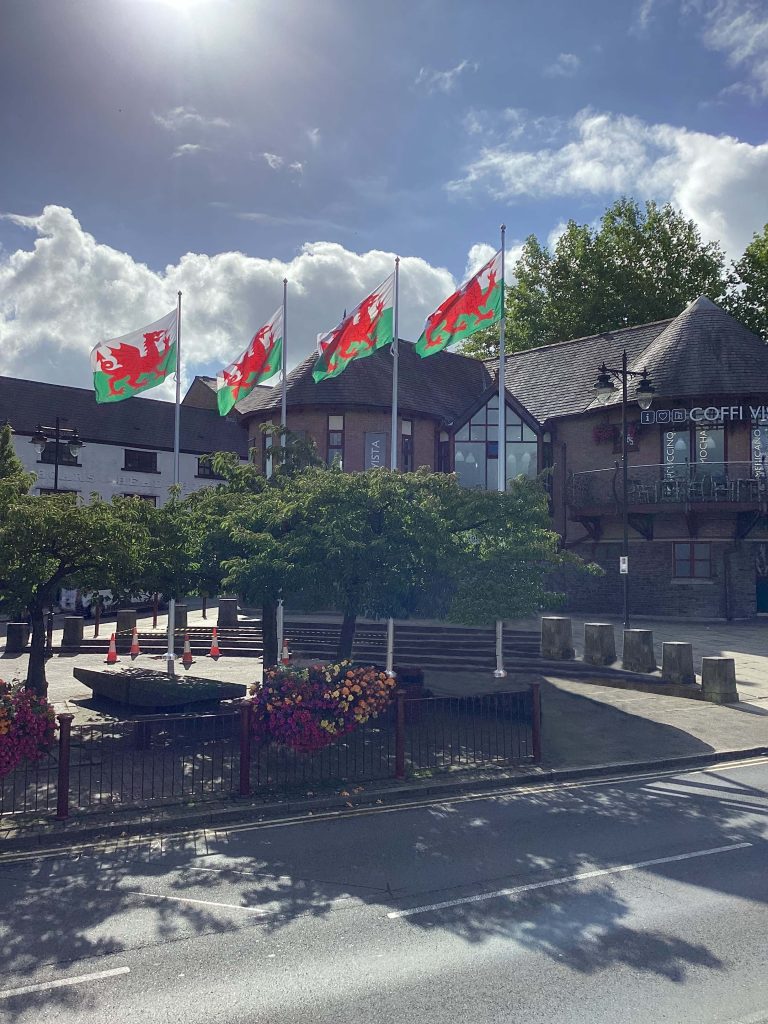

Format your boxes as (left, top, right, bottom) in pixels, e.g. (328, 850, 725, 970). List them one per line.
(1, 745, 766, 857)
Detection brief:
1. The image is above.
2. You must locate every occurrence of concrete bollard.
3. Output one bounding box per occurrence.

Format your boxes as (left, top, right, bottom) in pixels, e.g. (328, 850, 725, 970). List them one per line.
(701, 657, 739, 704)
(174, 604, 188, 630)
(583, 623, 616, 666)
(116, 609, 137, 635)
(5, 622, 29, 653)
(217, 598, 239, 628)
(661, 642, 695, 685)
(541, 617, 574, 660)
(622, 629, 657, 674)
(62, 616, 84, 650)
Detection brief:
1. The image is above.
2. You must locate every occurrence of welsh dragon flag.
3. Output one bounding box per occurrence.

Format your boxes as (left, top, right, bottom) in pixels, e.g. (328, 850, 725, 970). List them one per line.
(313, 273, 395, 382)
(415, 250, 503, 358)
(90, 309, 178, 403)
(216, 307, 283, 416)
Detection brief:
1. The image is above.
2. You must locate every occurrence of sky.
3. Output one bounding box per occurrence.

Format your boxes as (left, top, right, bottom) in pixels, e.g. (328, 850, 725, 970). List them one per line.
(0, 0, 767, 400)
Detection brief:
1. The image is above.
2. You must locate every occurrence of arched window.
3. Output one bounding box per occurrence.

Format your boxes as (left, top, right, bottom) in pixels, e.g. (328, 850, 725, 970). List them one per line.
(454, 396, 538, 489)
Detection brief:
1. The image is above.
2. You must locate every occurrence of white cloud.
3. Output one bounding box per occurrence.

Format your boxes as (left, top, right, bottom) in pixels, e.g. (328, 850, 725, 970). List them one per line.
(171, 143, 209, 158)
(0, 206, 458, 397)
(306, 127, 321, 147)
(693, 0, 768, 97)
(289, 161, 304, 174)
(153, 106, 231, 132)
(544, 52, 581, 77)
(414, 59, 478, 94)
(464, 241, 525, 281)
(263, 152, 284, 170)
(447, 108, 768, 256)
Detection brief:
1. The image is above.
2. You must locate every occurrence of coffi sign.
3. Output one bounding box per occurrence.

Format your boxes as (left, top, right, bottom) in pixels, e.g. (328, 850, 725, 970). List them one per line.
(641, 406, 768, 424)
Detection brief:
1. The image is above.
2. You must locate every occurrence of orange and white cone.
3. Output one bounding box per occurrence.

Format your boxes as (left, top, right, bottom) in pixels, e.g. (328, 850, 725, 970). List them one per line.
(209, 627, 221, 659)
(181, 631, 194, 668)
(281, 640, 291, 665)
(130, 626, 141, 658)
(106, 633, 119, 665)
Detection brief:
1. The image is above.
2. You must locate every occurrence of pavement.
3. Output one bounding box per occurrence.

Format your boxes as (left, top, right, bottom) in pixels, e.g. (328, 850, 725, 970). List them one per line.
(1, 758, 767, 1023)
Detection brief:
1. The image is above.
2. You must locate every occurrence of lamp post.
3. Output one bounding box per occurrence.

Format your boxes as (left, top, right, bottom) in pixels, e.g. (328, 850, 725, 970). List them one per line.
(30, 418, 84, 493)
(594, 352, 654, 630)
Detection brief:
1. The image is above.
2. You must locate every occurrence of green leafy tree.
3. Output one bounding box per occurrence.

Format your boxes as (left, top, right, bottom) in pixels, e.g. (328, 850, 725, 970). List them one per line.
(0, 495, 150, 695)
(462, 198, 728, 358)
(726, 224, 768, 340)
(0, 423, 34, 502)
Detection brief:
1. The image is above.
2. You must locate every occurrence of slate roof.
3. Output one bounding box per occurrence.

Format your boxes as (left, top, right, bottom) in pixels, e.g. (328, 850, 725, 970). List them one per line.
(236, 341, 493, 424)
(496, 296, 768, 423)
(0, 376, 249, 457)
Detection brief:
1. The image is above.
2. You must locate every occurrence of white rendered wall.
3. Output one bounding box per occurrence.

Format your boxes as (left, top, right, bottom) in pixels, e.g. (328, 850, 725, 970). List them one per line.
(12, 435, 236, 505)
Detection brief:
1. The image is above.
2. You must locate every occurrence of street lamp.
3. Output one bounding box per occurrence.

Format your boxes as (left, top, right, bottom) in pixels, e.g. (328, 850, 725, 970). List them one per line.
(30, 418, 84, 493)
(594, 352, 654, 629)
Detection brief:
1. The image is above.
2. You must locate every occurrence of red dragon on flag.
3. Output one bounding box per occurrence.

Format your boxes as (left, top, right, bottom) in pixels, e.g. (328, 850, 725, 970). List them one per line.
(313, 273, 395, 383)
(217, 306, 283, 416)
(415, 250, 503, 358)
(90, 309, 178, 404)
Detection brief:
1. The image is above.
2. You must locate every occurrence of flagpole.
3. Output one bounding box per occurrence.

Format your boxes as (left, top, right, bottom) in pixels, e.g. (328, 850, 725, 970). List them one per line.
(166, 290, 182, 677)
(494, 227, 507, 679)
(277, 278, 288, 663)
(280, 277, 288, 444)
(386, 257, 400, 678)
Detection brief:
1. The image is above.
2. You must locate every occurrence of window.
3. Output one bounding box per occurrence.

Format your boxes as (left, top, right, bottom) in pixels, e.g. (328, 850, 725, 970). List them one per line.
(454, 398, 537, 489)
(662, 425, 726, 479)
(38, 440, 79, 466)
(196, 457, 223, 479)
(437, 430, 451, 473)
(39, 488, 78, 496)
(401, 420, 413, 472)
(123, 493, 157, 505)
(124, 449, 158, 473)
(327, 415, 344, 468)
(673, 542, 711, 579)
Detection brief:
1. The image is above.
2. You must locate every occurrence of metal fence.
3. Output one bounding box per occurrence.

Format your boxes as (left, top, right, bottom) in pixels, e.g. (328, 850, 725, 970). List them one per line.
(0, 685, 541, 822)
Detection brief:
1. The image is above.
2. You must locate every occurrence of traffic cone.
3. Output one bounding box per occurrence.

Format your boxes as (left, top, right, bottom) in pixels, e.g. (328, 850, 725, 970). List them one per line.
(209, 627, 221, 659)
(106, 633, 119, 665)
(130, 626, 141, 658)
(281, 640, 291, 665)
(181, 631, 194, 668)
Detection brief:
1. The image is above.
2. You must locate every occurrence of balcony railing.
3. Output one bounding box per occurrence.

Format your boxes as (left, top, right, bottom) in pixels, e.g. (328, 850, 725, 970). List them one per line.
(568, 461, 768, 511)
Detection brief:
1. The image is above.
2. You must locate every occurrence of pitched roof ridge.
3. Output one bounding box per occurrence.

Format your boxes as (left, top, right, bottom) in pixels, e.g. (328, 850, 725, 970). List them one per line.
(0, 373, 180, 407)
(490, 316, 675, 363)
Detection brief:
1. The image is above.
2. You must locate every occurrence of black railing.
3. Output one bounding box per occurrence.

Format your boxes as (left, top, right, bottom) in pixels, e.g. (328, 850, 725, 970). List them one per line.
(1, 688, 541, 823)
(569, 461, 768, 510)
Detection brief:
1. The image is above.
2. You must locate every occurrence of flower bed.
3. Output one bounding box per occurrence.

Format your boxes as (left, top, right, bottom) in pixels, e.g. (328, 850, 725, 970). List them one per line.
(249, 661, 396, 753)
(0, 679, 56, 778)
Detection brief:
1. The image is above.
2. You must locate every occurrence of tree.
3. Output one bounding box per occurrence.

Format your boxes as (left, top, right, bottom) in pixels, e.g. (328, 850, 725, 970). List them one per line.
(0, 495, 150, 695)
(726, 224, 768, 340)
(0, 424, 34, 502)
(461, 198, 728, 358)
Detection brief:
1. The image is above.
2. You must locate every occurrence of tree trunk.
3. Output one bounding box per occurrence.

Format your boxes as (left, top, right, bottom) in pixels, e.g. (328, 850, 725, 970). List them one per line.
(337, 612, 357, 662)
(262, 596, 278, 668)
(27, 603, 48, 697)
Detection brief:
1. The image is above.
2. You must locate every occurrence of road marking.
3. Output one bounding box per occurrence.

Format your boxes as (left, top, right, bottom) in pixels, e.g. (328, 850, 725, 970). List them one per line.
(0, 966, 130, 1000)
(1, 757, 766, 865)
(386, 841, 753, 919)
(99, 888, 270, 914)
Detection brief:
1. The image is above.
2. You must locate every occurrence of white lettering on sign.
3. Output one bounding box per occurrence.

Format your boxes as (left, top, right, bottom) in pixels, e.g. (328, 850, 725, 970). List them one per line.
(643, 405, 768, 424)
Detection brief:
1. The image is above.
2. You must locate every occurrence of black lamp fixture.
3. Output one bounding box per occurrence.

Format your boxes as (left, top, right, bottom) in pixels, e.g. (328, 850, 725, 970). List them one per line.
(593, 352, 655, 629)
(29, 417, 85, 492)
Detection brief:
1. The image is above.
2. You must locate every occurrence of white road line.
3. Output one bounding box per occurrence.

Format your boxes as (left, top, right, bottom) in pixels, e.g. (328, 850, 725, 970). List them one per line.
(387, 841, 753, 919)
(0, 967, 130, 1000)
(99, 887, 270, 914)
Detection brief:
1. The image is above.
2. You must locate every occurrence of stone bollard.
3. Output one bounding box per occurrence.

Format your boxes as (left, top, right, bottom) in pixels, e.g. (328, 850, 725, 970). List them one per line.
(217, 597, 239, 628)
(583, 623, 616, 666)
(174, 604, 188, 630)
(701, 657, 739, 704)
(661, 642, 695, 685)
(116, 609, 137, 635)
(62, 616, 84, 651)
(622, 629, 657, 673)
(5, 622, 29, 653)
(541, 617, 574, 660)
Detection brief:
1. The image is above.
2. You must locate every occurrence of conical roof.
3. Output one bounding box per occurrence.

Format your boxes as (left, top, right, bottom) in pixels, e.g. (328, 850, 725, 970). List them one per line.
(626, 295, 768, 401)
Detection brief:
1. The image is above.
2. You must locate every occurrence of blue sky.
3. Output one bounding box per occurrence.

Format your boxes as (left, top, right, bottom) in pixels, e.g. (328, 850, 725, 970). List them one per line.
(0, 0, 766, 394)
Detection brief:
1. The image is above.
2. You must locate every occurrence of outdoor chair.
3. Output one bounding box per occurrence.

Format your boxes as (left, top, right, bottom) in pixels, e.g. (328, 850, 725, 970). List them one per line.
(708, 474, 730, 501)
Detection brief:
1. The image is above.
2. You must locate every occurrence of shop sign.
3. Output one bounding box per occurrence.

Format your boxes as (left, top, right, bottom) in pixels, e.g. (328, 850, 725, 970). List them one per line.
(364, 432, 387, 470)
(752, 423, 768, 478)
(641, 405, 768, 425)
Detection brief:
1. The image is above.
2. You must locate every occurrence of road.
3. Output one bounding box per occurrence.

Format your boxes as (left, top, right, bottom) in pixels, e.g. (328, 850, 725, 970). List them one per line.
(1, 759, 767, 1024)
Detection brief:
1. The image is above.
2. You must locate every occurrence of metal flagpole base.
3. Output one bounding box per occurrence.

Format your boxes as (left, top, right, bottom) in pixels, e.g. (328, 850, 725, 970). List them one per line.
(165, 653, 176, 677)
(385, 617, 396, 678)
(493, 619, 507, 677)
